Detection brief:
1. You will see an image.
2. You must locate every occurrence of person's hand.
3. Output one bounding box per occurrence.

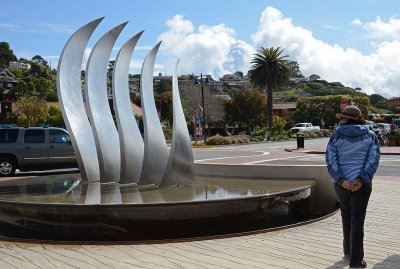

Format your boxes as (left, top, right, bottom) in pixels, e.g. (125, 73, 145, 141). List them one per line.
(341, 180, 351, 190)
(350, 179, 363, 192)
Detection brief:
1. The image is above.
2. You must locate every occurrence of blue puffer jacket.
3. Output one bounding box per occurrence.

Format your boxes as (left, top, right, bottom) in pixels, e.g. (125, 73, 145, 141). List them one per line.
(326, 124, 380, 184)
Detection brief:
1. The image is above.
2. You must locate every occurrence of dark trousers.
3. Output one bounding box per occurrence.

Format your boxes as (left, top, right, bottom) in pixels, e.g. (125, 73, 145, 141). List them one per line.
(334, 183, 372, 267)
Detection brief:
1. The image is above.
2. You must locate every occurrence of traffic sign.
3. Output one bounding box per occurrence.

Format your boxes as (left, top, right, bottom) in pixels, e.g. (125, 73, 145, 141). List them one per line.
(196, 127, 202, 136)
(340, 100, 347, 111)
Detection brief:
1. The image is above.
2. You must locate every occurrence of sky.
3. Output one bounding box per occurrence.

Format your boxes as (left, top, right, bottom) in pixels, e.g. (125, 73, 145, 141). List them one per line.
(1, 0, 400, 98)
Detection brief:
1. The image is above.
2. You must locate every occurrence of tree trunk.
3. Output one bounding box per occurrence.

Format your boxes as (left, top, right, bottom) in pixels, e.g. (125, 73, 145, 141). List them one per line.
(266, 87, 273, 128)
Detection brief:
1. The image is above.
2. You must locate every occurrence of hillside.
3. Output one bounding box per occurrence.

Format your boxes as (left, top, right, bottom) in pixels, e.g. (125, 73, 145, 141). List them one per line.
(274, 80, 366, 102)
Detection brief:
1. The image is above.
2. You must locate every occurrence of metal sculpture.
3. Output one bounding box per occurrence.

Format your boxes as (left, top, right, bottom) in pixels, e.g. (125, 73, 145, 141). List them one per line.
(159, 60, 195, 187)
(85, 23, 127, 183)
(57, 18, 103, 182)
(57, 18, 195, 190)
(113, 31, 144, 184)
(138, 42, 170, 186)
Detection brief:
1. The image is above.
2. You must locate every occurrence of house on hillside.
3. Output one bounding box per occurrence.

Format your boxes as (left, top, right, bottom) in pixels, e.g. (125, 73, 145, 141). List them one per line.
(0, 68, 19, 118)
(273, 103, 297, 115)
(387, 97, 400, 107)
(9, 61, 31, 70)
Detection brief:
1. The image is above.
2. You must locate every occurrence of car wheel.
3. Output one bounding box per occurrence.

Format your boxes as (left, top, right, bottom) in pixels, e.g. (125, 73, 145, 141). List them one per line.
(0, 158, 16, 177)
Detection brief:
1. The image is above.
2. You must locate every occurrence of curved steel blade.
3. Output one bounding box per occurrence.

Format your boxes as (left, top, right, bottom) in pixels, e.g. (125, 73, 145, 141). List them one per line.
(113, 31, 145, 184)
(57, 18, 103, 182)
(138, 42, 169, 186)
(159, 60, 195, 187)
(85, 22, 128, 183)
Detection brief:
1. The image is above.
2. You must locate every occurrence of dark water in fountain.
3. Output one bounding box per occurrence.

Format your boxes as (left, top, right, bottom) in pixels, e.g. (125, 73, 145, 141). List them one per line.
(0, 174, 323, 242)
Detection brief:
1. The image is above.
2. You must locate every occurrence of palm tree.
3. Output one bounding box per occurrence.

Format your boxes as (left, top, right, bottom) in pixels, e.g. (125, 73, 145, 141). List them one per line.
(248, 47, 291, 127)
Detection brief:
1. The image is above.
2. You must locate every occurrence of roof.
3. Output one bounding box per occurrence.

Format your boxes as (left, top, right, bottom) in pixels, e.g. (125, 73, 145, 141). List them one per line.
(387, 97, 400, 106)
(273, 103, 297, 110)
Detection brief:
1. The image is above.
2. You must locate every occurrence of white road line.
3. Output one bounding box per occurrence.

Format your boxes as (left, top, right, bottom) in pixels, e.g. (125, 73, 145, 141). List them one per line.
(196, 151, 270, 162)
(244, 155, 310, 164)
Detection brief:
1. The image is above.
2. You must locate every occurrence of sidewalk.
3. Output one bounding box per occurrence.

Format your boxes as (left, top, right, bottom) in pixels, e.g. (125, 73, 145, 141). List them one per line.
(0, 176, 398, 268)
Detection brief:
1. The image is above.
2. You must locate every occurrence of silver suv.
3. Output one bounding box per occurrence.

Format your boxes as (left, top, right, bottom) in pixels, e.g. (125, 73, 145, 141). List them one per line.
(0, 127, 77, 176)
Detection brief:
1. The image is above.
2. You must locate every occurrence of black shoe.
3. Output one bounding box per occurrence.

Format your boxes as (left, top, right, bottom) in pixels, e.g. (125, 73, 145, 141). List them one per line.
(349, 260, 367, 268)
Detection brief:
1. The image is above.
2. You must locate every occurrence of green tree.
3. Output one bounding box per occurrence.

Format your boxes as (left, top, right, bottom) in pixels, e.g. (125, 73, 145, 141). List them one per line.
(309, 74, 321, 81)
(248, 47, 291, 127)
(31, 55, 48, 68)
(47, 106, 64, 127)
(369, 94, 386, 106)
(287, 61, 303, 78)
(155, 91, 173, 124)
(0, 42, 17, 68)
(30, 62, 47, 77)
(154, 79, 172, 93)
(295, 95, 370, 128)
(224, 89, 266, 132)
(234, 71, 244, 78)
(14, 95, 49, 127)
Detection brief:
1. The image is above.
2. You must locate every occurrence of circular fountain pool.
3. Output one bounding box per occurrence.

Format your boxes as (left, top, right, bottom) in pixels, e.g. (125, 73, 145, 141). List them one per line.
(0, 173, 324, 242)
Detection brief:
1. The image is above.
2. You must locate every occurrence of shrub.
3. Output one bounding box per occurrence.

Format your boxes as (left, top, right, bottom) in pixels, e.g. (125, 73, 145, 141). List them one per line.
(233, 136, 250, 144)
(288, 129, 332, 139)
(206, 135, 232, 145)
(163, 128, 172, 140)
(251, 126, 266, 137)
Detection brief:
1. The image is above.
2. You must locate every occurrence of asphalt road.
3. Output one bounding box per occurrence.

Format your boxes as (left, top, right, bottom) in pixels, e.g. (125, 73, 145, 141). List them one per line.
(4, 137, 398, 179)
(194, 137, 400, 177)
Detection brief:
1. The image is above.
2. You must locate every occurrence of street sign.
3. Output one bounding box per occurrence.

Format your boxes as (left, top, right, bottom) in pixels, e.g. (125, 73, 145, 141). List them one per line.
(196, 117, 204, 124)
(340, 100, 347, 111)
(196, 127, 202, 136)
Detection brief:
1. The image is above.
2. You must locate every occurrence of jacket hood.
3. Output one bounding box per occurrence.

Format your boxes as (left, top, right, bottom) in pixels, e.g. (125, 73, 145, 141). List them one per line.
(336, 124, 370, 137)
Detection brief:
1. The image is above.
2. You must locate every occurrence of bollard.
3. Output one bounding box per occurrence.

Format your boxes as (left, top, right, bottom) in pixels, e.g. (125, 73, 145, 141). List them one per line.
(296, 133, 305, 149)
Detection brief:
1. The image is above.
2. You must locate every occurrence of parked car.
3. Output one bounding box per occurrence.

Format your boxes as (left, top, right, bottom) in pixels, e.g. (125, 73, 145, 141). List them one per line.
(0, 127, 77, 176)
(376, 123, 391, 135)
(365, 120, 381, 134)
(290, 123, 320, 134)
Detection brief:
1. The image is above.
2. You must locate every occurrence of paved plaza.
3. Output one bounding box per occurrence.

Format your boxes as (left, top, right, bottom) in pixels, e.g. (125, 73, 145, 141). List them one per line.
(0, 141, 399, 269)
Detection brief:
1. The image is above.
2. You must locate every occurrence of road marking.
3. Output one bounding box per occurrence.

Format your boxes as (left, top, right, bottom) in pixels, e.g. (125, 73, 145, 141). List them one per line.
(196, 151, 270, 163)
(245, 155, 310, 164)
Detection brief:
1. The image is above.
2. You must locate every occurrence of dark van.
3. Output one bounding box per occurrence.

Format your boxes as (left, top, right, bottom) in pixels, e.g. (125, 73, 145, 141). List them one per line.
(0, 127, 77, 176)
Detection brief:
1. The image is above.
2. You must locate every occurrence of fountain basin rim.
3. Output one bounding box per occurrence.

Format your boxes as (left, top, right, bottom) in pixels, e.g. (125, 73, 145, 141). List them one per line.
(0, 184, 314, 207)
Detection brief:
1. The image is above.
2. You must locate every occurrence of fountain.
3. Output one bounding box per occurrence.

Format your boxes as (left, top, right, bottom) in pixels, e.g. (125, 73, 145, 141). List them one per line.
(0, 19, 338, 242)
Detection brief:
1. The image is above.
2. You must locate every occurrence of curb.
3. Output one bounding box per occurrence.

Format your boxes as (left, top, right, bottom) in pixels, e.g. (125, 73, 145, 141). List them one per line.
(284, 148, 400, 156)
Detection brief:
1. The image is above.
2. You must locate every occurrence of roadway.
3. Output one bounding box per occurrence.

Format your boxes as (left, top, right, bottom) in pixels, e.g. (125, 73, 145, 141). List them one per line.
(193, 137, 400, 176)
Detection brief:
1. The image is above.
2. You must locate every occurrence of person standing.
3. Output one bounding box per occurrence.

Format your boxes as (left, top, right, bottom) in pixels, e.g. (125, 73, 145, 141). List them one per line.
(390, 121, 397, 134)
(325, 105, 380, 269)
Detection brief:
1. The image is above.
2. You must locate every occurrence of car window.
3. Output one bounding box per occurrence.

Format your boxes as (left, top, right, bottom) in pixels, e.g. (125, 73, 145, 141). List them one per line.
(49, 129, 71, 143)
(24, 130, 45, 143)
(0, 129, 19, 143)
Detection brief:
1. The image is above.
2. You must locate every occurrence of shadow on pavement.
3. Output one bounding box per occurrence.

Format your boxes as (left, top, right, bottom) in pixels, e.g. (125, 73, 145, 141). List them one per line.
(373, 254, 400, 269)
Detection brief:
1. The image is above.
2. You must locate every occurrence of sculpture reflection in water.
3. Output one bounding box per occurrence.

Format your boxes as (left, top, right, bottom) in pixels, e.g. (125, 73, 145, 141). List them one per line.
(57, 18, 195, 200)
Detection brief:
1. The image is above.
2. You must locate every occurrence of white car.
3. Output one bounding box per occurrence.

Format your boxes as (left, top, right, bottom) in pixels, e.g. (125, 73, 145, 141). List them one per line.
(376, 123, 391, 135)
(290, 123, 320, 134)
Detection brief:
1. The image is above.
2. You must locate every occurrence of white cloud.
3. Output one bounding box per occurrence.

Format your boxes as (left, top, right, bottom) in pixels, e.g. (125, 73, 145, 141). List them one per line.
(155, 8, 400, 97)
(251, 7, 400, 97)
(363, 16, 400, 40)
(0, 23, 18, 29)
(157, 15, 255, 79)
(0, 21, 72, 34)
(352, 19, 362, 26)
(322, 25, 340, 30)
